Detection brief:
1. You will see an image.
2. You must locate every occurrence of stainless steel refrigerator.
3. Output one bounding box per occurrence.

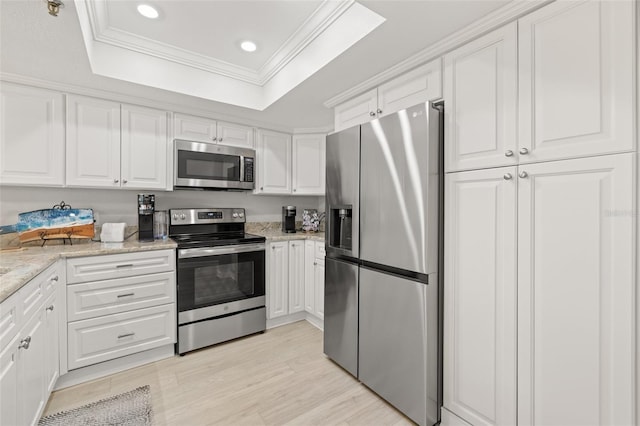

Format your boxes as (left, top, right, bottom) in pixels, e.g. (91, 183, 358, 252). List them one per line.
(324, 102, 442, 426)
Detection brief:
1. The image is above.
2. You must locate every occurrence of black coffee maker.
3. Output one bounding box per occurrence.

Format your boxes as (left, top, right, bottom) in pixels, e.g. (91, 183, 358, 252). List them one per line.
(138, 194, 155, 241)
(282, 206, 296, 233)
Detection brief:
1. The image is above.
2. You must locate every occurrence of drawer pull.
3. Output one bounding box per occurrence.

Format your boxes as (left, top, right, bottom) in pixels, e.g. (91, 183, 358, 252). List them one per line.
(117, 333, 135, 339)
(46, 305, 54, 312)
(116, 264, 134, 268)
(51, 275, 59, 282)
(117, 293, 135, 298)
(18, 336, 31, 350)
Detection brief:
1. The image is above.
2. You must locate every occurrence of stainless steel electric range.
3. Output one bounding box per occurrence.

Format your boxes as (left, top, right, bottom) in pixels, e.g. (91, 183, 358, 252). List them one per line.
(169, 208, 266, 355)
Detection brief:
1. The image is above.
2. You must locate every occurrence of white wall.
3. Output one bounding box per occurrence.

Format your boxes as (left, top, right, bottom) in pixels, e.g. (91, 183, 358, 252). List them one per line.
(0, 186, 324, 226)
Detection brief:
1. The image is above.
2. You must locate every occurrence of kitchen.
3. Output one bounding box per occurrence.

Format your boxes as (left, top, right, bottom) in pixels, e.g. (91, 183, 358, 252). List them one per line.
(1, 0, 638, 425)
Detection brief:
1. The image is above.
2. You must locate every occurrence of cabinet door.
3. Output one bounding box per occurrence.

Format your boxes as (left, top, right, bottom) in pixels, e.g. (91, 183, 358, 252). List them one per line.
(517, 153, 635, 425)
(304, 240, 316, 313)
(121, 104, 168, 190)
(334, 89, 378, 132)
(314, 257, 325, 320)
(174, 113, 217, 144)
(17, 308, 46, 426)
(378, 59, 442, 117)
(444, 23, 518, 172)
(292, 134, 326, 195)
(518, 1, 635, 163)
(0, 83, 65, 186)
(66, 95, 121, 188)
(216, 121, 254, 149)
(0, 335, 19, 426)
(288, 241, 305, 314)
(255, 129, 291, 194)
(267, 242, 289, 319)
(43, 293, 59, 393)
(443, 167, 517, 426)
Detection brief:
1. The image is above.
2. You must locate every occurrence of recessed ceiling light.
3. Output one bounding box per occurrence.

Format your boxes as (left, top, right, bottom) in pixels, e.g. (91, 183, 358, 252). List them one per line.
(240, 41, 257, 52)
(137, 4, 159, 19)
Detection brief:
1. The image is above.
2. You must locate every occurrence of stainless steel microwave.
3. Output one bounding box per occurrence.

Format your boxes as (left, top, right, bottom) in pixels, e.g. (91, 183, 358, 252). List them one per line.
(174, 139, 255, 190)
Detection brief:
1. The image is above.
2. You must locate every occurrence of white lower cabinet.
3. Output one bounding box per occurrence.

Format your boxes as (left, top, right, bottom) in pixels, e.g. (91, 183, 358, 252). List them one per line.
(267, 240, 325, 325)
(288, 241, 305, 314)
(444, 153, 636, 425)
(444, 166, 517, 425)
(0, 262, 61, 426)
(267, 241, 289, 319)
(65, 250, 176, 371)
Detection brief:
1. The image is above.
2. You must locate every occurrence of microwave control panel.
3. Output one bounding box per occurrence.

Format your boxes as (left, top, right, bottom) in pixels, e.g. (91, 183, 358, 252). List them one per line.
(244, 158, 254, 182)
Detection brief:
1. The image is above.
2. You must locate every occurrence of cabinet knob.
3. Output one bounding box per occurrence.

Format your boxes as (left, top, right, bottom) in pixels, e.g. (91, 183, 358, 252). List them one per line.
(122, 179, 128, 184)
(519, 148, 529, 155)
(218, 138, 223, 142)
(212, 137, 217, 142)
(271, 246, 275, 250)
(260, 187, 264, 191)
(51, 275, 59, 282)
(369, 111, 376, 117)
(519, 171, 528, 179)
(376, 108, 382, 115)
(46, 305, 54, 312)
(505, 150, 514, 157)
(314, 262, 317, 266)
(503, 173, 512, 180)
(293, 189, 296, 192)
(18, 336, 31, 350)
(113, 179, 119, 183)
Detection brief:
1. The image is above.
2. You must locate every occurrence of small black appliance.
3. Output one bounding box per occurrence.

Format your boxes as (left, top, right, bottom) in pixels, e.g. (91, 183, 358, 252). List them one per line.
(137, 193, 155, 241)
(282, 206, 296, 233)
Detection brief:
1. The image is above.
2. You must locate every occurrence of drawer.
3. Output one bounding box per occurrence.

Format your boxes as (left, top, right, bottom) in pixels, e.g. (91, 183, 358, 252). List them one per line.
(67, 303, 176, 370)
(66, 250, 175, 284)
(41, 262, 62, 298)
(0, 294, 19, 351)
(67, 272, 176, 321)
(315, 242, 325, 258)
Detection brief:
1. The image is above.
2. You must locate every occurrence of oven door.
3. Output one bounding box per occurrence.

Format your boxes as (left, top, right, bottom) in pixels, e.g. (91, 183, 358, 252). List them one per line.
(177, 243, 265, 324)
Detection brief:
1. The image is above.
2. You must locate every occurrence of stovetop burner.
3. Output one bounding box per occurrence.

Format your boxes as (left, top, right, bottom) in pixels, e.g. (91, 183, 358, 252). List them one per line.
(168, 208, 265, 249)
(171, 232, 265, 249)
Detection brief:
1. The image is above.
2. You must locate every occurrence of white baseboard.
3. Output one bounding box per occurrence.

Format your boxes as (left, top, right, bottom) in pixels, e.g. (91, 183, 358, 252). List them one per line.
(55, 344, 175, 390)
(267, 311, 324, 330)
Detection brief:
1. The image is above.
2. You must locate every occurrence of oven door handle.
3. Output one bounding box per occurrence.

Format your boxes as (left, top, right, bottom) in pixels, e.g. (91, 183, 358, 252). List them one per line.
(178, 243, 266, 259)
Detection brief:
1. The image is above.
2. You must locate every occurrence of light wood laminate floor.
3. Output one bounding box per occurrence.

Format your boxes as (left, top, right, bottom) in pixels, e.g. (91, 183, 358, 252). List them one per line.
(44, 321, 414, 425)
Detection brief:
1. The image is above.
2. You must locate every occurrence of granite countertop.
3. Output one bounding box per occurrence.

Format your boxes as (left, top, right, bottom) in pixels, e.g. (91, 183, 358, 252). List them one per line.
(0, 239, 176, 304)
(252, 229, 325, 242)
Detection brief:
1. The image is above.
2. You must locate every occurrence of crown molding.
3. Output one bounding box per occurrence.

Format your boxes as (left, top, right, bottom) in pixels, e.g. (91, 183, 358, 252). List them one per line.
(323, 0, 553, 108)
(85, 0, 353, 87)
(0, 72, 294, 134)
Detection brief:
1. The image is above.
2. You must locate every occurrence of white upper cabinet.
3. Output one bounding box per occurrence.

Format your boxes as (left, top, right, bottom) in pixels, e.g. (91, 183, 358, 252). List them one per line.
(121, 104, 168, 190)
(518, 0, 635, 163)
(174, 114, 254, 149)
(66, 95, 121, 188)
(292, 134, 326, 195)
(517, 153, 635, 425)
(334, 59, 442, 132)
(174, 113, 217, 144)
(255, 129, 292, 194)
(444, 167, 517, 426)
(216, 121, 254, 149)
(377, 59, 442, 117)
(67, 96, 169, 190)
(334, 89, 378, 132)
(0, 83, 65, 186)
(444, 23, 518, 173)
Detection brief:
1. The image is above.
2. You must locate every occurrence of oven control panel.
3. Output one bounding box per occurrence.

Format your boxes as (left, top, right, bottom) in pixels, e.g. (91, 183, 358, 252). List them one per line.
(169, 208, 245, 225)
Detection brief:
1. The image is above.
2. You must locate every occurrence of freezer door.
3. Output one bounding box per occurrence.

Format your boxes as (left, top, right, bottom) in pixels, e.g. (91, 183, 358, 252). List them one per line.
(326, 126, 360, 259)
(359, 267, 439, 426)
(323, 257, 358, 377)
(360, 103, 440, 274)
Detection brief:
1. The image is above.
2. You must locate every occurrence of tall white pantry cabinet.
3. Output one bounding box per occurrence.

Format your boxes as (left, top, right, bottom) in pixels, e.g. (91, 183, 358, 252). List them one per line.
(442, 1, 637, 425)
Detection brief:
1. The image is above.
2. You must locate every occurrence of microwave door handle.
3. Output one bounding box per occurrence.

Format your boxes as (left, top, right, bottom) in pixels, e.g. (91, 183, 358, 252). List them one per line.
(240, 155, 245, 182)
(179, 243, 265, 259)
